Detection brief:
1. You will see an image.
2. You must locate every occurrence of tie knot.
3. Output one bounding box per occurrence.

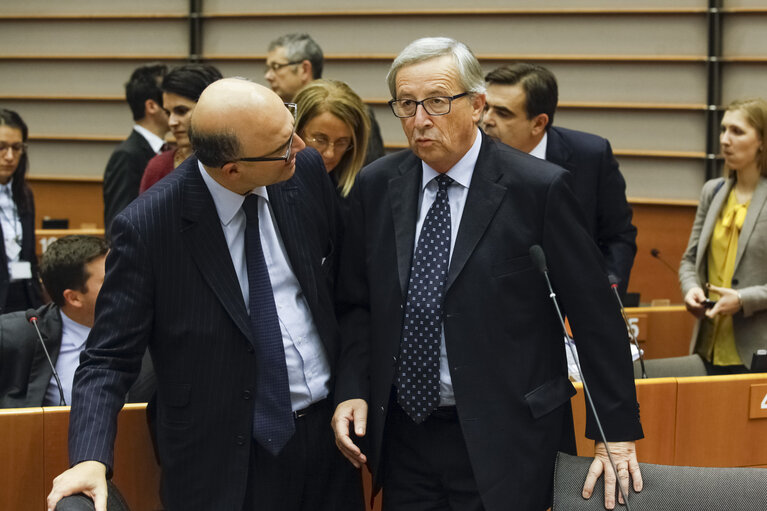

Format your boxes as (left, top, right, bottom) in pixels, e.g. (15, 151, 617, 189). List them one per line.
(435, 174, 453, 192)
(242, 194, 260, 223)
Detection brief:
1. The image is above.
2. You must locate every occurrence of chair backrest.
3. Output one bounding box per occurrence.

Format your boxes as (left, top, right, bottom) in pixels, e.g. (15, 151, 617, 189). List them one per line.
(552, 451, 767, 510)
(55, 480, 130, 511)
(634, 354, 707, 379)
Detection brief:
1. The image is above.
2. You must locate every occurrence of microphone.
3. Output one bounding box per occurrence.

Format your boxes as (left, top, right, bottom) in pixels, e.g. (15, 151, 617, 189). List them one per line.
(650, 248, 677, 275)
(609, 275, 647, 379)
(529, 245, 633, 509)
(26, 309, 66, 406)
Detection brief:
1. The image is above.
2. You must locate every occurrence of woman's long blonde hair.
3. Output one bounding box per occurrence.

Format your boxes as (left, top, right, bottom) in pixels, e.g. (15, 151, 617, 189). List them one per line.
(295, 80, 370, 197)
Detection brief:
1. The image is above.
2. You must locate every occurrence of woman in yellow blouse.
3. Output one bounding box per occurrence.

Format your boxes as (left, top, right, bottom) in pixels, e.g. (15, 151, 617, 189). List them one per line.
(679, 98, 767, 374)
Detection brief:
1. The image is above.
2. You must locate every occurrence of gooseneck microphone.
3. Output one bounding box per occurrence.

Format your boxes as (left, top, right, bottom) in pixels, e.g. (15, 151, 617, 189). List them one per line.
(609, 275, 647, 379)
(529, 245, 632, 510)
(26, 309, 66, 406)
(650, 248, 678, 275)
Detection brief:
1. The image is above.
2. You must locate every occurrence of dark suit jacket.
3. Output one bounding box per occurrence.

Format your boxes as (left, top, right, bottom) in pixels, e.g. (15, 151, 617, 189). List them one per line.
(545, 126, 637, 296)
(0, 302, 61, 407)
(70, 150, 341, 510)
(0, 302, 156, 408)
(335, 133, 642, 511)
(103, 129, 157, 231)
(0, 187, 42, 312)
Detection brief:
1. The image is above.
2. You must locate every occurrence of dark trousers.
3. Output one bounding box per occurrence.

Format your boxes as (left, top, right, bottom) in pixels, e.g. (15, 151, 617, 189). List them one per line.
(242, 399, 364, 511)
(382, 400, 485, 511)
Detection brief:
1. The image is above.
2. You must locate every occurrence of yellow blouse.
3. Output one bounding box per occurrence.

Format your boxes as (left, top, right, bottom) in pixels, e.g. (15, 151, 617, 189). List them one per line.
(697, 189, 749, 366)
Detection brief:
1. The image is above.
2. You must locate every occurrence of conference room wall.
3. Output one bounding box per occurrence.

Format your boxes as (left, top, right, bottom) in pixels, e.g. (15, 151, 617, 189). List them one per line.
(0, 1, 763, 205)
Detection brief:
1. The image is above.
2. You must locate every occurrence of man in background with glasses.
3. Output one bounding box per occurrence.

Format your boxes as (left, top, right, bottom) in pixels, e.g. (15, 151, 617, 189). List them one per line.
(48, 78, 363, 511)
(265, 33, 385, 165)
(332, 37, 643, 511)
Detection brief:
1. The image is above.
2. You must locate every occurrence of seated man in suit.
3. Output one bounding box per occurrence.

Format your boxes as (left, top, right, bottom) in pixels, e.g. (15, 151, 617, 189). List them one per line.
(47, 78, 362, 511)
(0, 235, 154, 407)
(103, 63, 169, 231)
(481, 63, 637, 296)
(265, 32, 385, 165)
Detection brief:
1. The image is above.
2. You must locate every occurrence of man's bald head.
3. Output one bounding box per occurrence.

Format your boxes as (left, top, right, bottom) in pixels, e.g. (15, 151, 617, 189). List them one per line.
(189, 77, 304, 193)
(190, 78, 289, 167)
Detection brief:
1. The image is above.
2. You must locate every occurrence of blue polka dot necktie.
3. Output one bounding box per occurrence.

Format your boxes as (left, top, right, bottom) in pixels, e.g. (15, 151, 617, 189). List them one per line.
(396, 174, 453, 423)
(242, 195, 295, 455)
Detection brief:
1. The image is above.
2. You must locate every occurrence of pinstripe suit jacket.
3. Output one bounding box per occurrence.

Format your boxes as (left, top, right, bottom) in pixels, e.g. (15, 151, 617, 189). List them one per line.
(69, 149, 342, 510)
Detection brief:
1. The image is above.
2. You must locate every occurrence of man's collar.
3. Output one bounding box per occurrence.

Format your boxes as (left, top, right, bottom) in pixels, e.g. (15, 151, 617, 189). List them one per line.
(421, 127, 482, 189)
(528, 131, 548, 160)
(197, 161, 268, 225)
(133, 124, 165, 153)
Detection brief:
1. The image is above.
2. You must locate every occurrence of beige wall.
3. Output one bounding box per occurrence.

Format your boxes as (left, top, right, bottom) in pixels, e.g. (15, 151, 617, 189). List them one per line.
(1, 1, 765, 200)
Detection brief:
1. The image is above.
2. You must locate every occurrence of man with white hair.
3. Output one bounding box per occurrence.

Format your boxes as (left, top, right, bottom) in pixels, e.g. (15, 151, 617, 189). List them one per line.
(332, 37, 643, 511)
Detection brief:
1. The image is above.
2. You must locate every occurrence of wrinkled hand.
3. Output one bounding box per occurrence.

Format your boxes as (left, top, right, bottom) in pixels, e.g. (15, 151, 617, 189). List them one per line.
(331, 399, 368, 468)
(705, 283, 742, 318)
(582, 441, 642, 509)
(47, 460, 107, 511)
(684, 286, 708, 318)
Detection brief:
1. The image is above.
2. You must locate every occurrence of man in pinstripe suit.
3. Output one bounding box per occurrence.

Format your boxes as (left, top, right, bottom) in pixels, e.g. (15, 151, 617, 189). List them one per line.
(48, 79, 362, 511)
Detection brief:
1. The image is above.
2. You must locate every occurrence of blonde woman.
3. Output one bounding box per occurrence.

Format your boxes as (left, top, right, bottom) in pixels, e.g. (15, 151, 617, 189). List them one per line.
(679, 98, 767, 374)
(295, 79, 370, 198)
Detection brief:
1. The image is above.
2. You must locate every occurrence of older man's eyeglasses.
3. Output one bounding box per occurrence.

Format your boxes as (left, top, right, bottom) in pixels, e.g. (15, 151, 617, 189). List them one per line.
(389, 92, 469, 118)
(238, 103, 297, 163)
(265, 60, 303, 73)
(0, 143, 26, 156)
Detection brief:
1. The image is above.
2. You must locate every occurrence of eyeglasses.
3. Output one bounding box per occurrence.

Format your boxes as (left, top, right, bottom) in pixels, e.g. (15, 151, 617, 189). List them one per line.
(237, 103, 298, 163)
(389, 92, 469, 118)
(265, 60, 303, 73)
(0, 143, 26, 155)
(304, 135, 353, 154)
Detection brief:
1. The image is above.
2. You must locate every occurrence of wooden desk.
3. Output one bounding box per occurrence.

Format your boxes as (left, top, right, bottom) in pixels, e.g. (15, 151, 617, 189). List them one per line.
(625, 305, 695, 359)
(42, 405, 162, 511)
(0, 407, 44, 510)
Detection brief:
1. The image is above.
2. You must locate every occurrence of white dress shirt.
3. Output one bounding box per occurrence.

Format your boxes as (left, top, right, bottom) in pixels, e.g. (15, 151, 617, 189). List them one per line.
(0, 179, 22, 277)
(529, 131, 548, 160)
(132, 125, 165, 154)
(45, 310, 91, 406)
(199, 162, 330, 411)
(414, 128, 482, 406)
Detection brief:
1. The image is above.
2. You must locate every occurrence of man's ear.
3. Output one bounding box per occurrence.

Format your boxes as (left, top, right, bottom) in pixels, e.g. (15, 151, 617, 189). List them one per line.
(299, 60, 313, 82)
(61, 288, 82, 309)
(470, 93, 487, 124)
(531, 113, 549, 137)
(145, 99, 162, 116)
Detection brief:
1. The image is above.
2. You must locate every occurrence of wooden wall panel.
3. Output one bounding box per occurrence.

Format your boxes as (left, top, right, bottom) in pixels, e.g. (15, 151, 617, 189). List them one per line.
(0, 20, 188, 57)
(0, 101, 134, 138)
(27, 141, 119, 179)
(627, 201, 697, 302)
(28, 177, 104, 229)
(2, 0, 187, 15)
(202, 15, 707, 57)
(620, 158, 706, 201)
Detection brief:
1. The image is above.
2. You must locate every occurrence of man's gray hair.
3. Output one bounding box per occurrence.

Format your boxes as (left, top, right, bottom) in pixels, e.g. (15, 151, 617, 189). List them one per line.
(268, 33, 324, 79)
(189, 123, 241, 168)
(386, 37, 486, 98)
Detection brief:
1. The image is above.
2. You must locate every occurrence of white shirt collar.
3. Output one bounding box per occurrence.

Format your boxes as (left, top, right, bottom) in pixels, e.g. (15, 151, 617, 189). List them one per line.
(197, 161, 268, 225)
(528, 131, 548, 160)
(421, 127, 482, 190)
(59, 309, 91, 348)
(0, 177, 13, 194)
(133, 124, 165, 154)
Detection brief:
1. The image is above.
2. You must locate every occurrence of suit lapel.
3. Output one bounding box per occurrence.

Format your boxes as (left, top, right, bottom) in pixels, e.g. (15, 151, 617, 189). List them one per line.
(267, 180, 319, 308)
(389, 155, 422, 299)
(545, 127, 575, 172)
(696, 178, 733, 275)
(180, 161, 254, 345)
(446, 137, 507, 291)
(735, 177, 767, 271)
